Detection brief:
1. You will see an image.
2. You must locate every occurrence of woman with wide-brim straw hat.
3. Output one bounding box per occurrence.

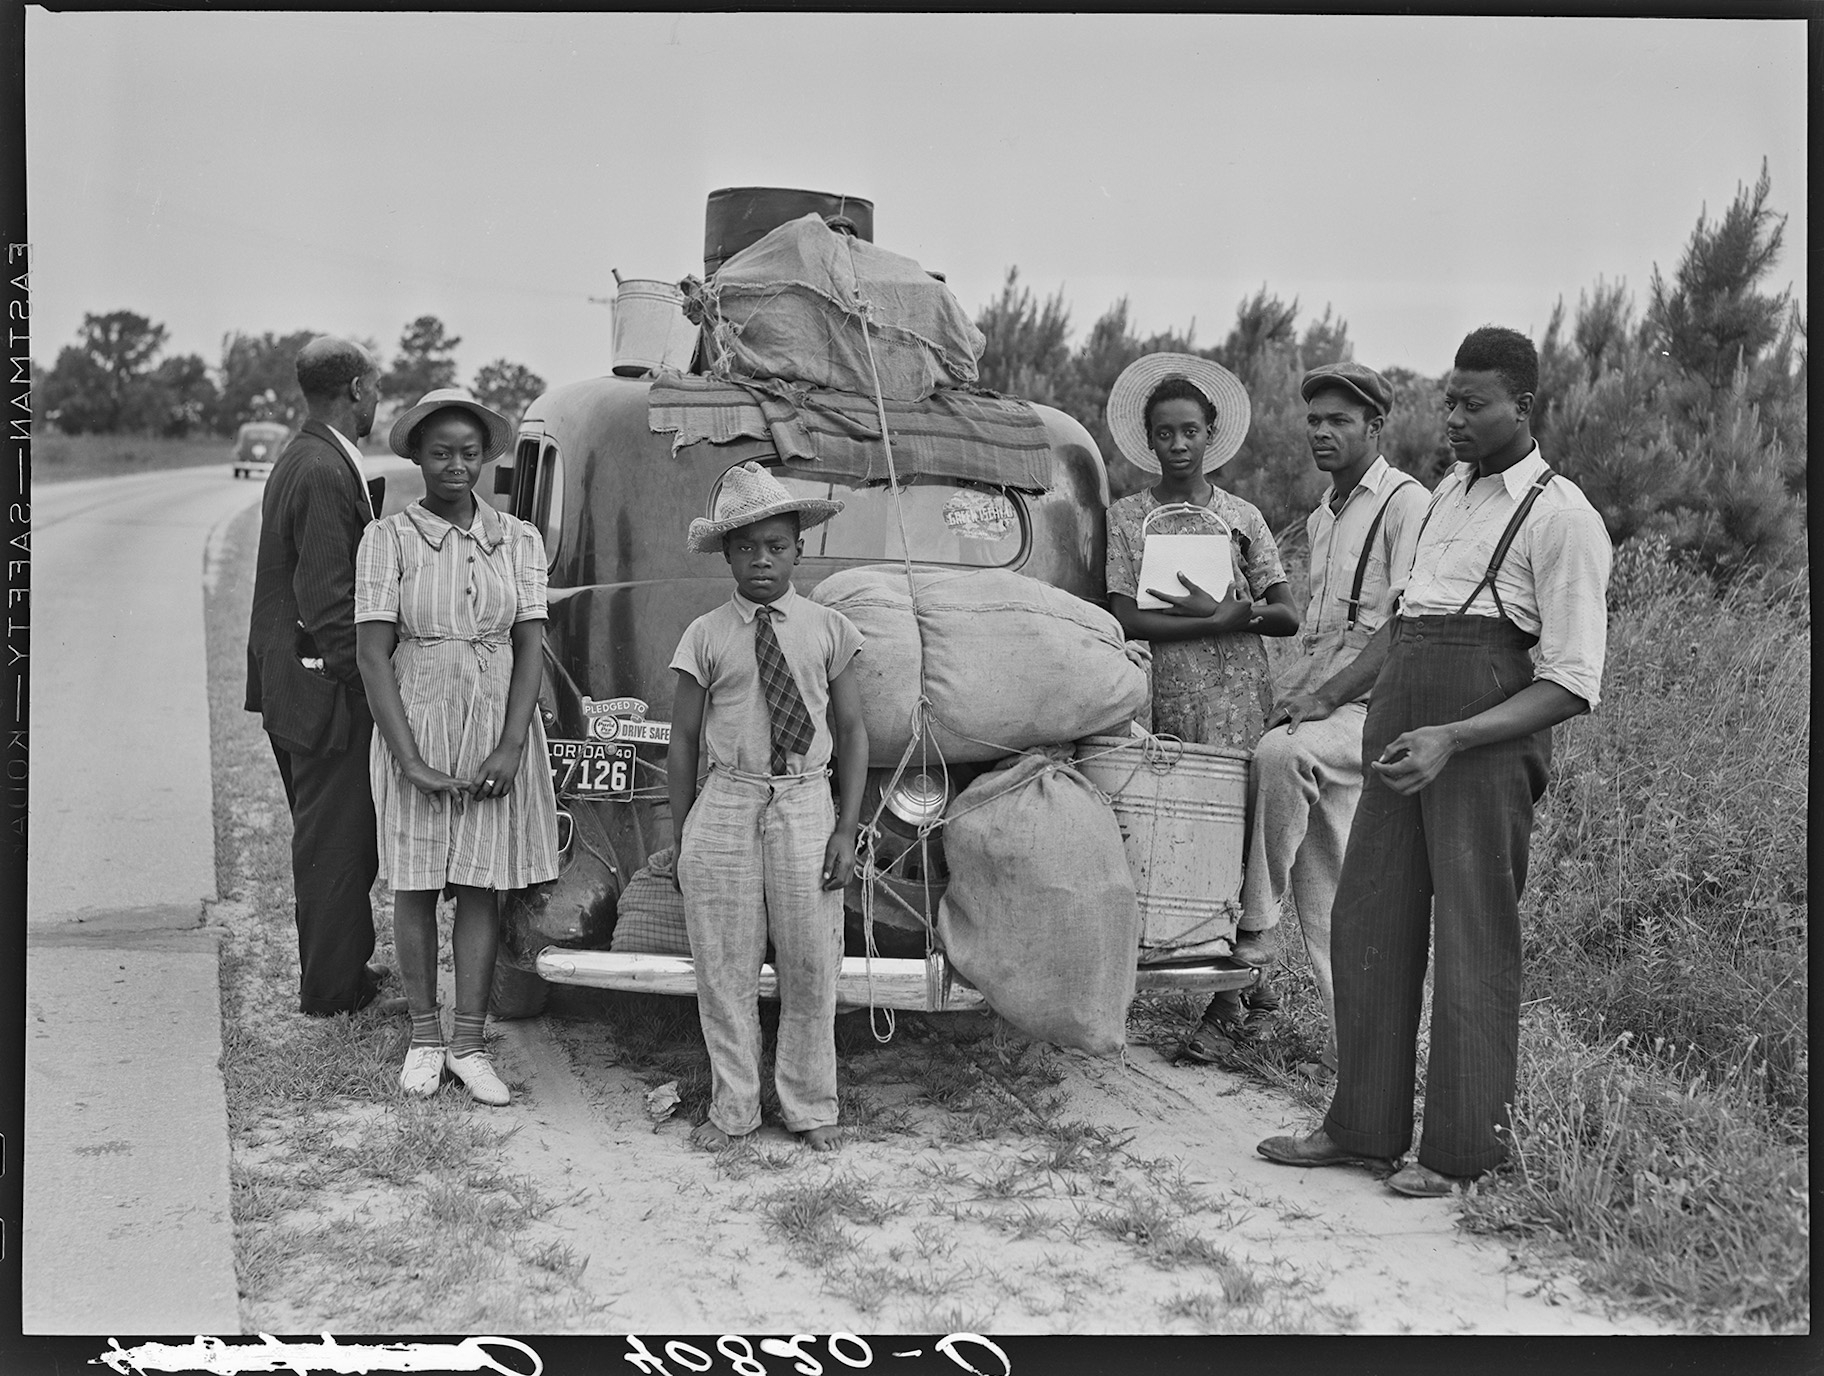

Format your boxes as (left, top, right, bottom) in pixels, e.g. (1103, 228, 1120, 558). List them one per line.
(353, 388, 561, 1107)
(1102, 354, 1300, 1061)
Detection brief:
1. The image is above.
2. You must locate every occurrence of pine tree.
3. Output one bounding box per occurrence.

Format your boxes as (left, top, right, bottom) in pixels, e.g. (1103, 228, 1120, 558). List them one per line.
(1647, 159, 1791, 391)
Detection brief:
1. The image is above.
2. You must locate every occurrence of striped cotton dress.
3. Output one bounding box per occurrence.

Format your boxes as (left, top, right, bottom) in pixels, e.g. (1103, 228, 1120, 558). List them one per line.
(354, 500, 560, 891)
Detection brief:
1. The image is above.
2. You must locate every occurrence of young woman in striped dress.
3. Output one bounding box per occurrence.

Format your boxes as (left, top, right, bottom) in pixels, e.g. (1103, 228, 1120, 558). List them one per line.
(355, 389, 560, 1105)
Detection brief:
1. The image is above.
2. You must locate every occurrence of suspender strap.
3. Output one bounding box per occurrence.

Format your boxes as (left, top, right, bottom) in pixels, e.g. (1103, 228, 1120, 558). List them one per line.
(1344, 475, 1418, 628)
(1457, 467, 1558, 618)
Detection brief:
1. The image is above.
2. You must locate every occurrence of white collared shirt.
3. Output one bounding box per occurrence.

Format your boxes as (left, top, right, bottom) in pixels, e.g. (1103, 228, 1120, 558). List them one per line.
(1303, 455, 1427, 640)
(326, 425, 375, 520)
(1396, 446, 1613, 708)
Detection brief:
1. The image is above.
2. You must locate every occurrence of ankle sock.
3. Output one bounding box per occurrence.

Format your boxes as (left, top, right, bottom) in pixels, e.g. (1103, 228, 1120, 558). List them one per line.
(450, 1010, 487, 1058)
(409, 1007, 444, 1048)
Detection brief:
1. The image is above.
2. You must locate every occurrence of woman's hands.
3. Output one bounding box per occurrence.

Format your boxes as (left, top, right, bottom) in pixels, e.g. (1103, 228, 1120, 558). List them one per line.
(401, 759, 472, 806)
(1144, 574, 1252, 631)
(471, 739, 528, 800)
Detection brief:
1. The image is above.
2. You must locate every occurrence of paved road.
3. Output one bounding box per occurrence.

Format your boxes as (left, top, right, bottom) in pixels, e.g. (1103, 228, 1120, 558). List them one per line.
(22, 461, 413, 1335)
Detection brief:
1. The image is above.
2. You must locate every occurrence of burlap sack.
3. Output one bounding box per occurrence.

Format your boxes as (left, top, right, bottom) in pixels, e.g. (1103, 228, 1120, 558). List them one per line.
(936, 750, 1140, 1054)
(811, 566, 1150, 766)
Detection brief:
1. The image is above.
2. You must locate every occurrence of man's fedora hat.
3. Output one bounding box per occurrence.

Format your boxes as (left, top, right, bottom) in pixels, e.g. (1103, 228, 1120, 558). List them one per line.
(687, 461, 844, 554)
(389, 388, 514, 462)
(1106, 353, 1252, 474)
(1300, 362, 1395, 419)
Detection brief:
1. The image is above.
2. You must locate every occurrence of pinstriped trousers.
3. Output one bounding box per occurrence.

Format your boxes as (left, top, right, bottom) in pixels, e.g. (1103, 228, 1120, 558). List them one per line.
(1322, 616, 1550, 1176)
(271, 697, 380, 1015)
(679, 766, 843, 1136)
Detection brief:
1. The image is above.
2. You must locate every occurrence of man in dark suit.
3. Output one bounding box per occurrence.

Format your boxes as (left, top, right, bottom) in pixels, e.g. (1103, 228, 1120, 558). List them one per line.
(245, 336, 396, 1015)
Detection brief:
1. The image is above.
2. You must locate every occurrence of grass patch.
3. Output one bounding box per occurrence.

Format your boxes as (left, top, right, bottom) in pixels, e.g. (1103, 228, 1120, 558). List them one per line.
(34, 430, 242, 482)
(1462, 555, 1809, 1333)
(1527, 553, 1808, 1125)
(755, 1173, 901, 1268)
(1460, 1005, 1808, 1334)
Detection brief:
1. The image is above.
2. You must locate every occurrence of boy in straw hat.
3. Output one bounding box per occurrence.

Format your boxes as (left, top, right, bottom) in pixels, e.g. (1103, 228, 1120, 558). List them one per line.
(667, 462, 869, 1152)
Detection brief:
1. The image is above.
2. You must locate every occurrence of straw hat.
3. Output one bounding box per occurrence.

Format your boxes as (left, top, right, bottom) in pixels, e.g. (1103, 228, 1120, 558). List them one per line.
(687, 461, 844, 554)
(388, 388, 514, 462)
(1105, 353, 1252, 474)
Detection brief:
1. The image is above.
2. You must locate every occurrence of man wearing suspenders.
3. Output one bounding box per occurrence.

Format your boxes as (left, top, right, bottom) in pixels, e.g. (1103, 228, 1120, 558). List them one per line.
(1217, 363, 1425, 1074)
(1258, 327, 1612, 1196)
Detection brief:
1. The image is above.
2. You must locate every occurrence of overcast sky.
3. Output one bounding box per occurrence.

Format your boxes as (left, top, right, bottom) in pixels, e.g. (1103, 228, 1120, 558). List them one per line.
(24, 11, 1808, 394)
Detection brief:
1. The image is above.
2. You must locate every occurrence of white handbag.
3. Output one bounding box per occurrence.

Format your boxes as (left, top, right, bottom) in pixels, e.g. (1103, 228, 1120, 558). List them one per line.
(1135, 502, 1235, 610)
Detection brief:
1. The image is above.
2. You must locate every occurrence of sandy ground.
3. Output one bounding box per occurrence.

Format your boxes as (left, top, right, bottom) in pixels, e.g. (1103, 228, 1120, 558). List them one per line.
(483, 1007, 1667, 1336)
(199, 476, 1669, 1339)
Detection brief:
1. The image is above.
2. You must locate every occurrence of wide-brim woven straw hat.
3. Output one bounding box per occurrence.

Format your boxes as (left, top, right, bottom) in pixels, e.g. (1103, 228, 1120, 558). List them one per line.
(1105, 353, 1252, 474)
(687, 461, 844, 553)
(388, 388, 514, 462)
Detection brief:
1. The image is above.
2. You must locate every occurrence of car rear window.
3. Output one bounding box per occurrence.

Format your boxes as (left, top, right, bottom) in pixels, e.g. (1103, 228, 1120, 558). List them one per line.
(731, 470, 1026, 568)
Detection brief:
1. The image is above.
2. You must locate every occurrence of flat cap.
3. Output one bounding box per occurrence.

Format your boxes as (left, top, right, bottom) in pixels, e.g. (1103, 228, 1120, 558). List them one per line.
(1301, 362, 1394, 418)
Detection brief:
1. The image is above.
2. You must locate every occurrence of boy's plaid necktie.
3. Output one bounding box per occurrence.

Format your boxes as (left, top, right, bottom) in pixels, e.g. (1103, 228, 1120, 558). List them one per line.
(754, 604, 816, 774)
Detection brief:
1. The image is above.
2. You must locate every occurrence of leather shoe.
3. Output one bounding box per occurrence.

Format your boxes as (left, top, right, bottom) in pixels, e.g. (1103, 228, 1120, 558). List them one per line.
(1244, 976, 1281, 1015)
(1178, 1018, 1250, 1064)
(1257, 1130, 1392, 1170)
(445, 1049, 510, 1107)
(1230, 930, 1278, 968)
(399, 1044, 447, 1096)
(1388, 1162, 1478, 1197)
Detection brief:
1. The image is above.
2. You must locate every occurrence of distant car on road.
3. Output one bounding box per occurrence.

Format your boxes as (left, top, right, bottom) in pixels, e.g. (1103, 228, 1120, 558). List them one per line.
(231, 422, 290, 479)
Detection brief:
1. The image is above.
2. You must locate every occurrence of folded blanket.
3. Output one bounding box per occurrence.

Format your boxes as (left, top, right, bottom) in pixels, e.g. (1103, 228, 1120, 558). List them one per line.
(648, 373, 1054, 493)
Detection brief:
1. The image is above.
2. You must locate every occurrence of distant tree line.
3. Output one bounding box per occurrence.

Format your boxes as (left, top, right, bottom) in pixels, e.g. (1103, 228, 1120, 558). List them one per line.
(976, 160, 1804, 582)
(33, 313, 546, 438)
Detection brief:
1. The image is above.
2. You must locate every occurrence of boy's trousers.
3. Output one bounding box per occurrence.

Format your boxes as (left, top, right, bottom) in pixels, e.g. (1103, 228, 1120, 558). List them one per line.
(679, 766, 842, 1136)
(1321, 616, 1550, 1177)
(1239, 701, 1368, 1066)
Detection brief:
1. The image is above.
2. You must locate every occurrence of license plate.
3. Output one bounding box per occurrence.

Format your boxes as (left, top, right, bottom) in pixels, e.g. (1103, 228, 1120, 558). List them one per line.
(547, 738, 636, 800)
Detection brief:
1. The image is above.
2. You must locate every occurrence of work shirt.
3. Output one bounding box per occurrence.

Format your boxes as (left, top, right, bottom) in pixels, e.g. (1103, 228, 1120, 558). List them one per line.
(327, 424, 376, 520)
(1396, 446, 1612, 708)
(1283, 457, 1427, 698)
(670, 585, 864, 776)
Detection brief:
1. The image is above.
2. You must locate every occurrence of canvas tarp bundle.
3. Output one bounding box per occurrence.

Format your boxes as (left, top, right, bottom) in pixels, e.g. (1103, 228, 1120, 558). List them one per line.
(936, 749, 1140, 1055)
(647, 373, 1054, 493)
(703, 213, 985, 402)
(810, 565, 1149, 766)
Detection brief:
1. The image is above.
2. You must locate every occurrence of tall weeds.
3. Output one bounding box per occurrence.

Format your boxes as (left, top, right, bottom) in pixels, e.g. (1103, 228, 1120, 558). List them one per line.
(1461, 539, 1810, 1331)
(1525, 539, 1808, 1123)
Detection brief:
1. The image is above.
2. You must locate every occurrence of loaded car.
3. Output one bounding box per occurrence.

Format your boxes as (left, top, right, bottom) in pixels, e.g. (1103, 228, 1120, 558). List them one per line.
(487, 188, 1258, 1022)
(232, 421, 290, 479)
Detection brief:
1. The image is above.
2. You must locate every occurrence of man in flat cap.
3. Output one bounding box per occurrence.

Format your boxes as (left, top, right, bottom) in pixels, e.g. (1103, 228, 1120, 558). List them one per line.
(1237, 362, 1426, 1075)
(1260, 327, 1611, 1196)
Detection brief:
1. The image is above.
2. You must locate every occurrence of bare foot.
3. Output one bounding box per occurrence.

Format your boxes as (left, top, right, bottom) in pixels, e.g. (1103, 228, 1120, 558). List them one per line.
(689, 1120, 748, 1152)
(801, 1125, 841, 1153)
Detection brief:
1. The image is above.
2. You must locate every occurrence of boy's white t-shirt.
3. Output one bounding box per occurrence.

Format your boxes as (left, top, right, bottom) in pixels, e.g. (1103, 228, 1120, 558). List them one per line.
(670, 584, 864, 776)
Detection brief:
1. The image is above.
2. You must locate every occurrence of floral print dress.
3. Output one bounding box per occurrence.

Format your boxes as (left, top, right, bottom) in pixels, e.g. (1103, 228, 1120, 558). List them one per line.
(1105, 486, 1287, 750)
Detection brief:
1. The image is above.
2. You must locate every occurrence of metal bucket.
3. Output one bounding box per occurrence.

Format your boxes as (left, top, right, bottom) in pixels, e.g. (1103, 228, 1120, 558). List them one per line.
(610, 279, 699, 378)
(1075, 735, 1249, 963)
